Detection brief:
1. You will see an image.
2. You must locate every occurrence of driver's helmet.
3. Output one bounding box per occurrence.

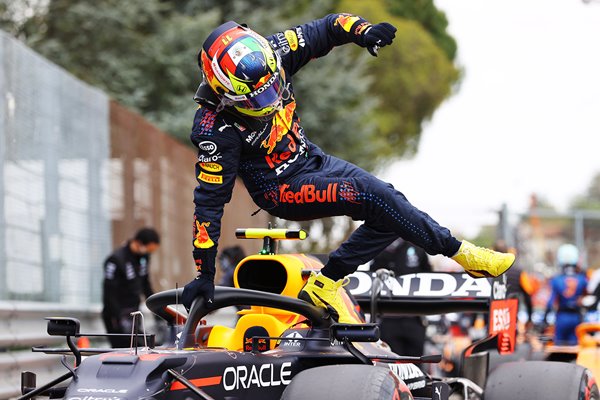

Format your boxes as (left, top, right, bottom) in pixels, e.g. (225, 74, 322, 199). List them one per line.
(557, 243, 579, 273)
(199, 21, 286, 119)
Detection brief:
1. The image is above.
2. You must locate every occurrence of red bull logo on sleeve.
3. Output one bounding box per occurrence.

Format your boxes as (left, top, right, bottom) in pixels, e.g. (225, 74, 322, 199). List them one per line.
(334, 14, 360, 33)
(279, 183, 338, 204)
(194, 220, 215, 249)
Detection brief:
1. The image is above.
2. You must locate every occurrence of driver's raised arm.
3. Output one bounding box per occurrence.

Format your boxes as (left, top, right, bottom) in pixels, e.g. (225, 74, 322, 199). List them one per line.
(269, 13, 397, 76)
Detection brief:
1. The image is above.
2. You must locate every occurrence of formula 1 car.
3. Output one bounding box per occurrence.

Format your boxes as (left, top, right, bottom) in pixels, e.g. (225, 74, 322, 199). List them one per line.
(539, 321, 600, 380)
(19, 228, 599, 400)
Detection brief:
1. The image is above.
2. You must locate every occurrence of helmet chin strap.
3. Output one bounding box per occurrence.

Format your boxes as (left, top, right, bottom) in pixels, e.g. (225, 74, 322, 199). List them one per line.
(281, 82, 292, 101)
(214, 80, 291, 121)
(216, 96, 235, 113)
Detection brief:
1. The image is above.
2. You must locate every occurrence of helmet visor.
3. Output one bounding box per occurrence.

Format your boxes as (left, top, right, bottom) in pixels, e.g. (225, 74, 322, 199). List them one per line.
(226, 71, 285, 111)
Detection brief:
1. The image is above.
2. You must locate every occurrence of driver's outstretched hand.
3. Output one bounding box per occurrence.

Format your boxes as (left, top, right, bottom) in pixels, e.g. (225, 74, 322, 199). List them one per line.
(182, 274, 215, 311)
(361, 22, 397, 56)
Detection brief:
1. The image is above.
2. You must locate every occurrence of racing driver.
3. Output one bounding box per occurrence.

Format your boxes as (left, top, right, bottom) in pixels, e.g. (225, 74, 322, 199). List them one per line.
(182, 14, 515, 323)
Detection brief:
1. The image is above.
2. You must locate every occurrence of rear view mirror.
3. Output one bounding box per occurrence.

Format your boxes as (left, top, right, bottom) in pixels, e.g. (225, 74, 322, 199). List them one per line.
(46, 317, 80, 336)
(330, 323, 380, 342)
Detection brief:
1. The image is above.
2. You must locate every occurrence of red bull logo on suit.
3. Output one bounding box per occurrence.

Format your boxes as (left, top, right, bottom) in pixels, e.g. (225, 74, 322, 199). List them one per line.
(261, 101, 296, 154)
(279, 183, 338, 204)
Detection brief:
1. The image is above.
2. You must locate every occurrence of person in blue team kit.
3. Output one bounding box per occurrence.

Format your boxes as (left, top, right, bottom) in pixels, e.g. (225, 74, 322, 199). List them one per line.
(182, 14, 515, 323)
(545, 244, 588, 345)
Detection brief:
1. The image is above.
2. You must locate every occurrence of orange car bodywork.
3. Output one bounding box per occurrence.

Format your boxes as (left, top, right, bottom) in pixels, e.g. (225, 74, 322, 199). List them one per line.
(576, 323, 600, 380)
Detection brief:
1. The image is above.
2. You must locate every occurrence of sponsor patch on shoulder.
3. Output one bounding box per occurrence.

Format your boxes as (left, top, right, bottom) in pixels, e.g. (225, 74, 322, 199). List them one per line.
(284, 30, 298, 51)
(295, 27, 306, 47)
(198, 171, 223, 184)
(270, 32, 290, 54)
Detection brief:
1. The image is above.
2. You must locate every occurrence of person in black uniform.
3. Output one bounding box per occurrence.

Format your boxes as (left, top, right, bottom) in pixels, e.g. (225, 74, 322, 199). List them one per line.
(182, 15, 515, 323)
(370, 239, 431, 356)
(102, 227, 160, 348)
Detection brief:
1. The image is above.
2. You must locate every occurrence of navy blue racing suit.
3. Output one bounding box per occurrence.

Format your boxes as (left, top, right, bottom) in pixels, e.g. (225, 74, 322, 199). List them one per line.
(191, 14, 461, 280)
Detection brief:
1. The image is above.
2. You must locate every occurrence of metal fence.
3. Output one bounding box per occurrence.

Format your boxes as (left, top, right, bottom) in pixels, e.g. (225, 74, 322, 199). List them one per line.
(0, 30, 268, 306)
(0, 28, 270, 397)
(108, 102, 269, 292)
(0, 30, 111, 305)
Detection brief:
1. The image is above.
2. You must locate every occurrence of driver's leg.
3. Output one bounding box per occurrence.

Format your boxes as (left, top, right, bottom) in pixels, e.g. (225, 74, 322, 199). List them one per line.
(275, 155, 514, 321)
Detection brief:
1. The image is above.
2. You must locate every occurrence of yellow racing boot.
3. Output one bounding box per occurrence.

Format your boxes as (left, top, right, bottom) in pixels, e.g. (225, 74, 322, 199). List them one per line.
(298, 272, 361, 324)
(452, 240, 515, 278)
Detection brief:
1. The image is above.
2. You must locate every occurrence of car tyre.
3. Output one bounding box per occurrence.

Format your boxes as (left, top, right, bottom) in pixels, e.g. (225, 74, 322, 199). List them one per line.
(280, 364, 411, 400)
(485, 361, 599, 400)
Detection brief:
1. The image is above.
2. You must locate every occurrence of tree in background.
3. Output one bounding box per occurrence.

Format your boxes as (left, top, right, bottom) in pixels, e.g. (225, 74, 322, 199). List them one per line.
(0, 0, 459, 253)
(571, 172, 600, 211)
(337, 0, 460, 165)
(0, 0, 219, 139)
(1, 0, 458, 169)
(198, 0, 383, 171)
(569, 172, 600, 256)
(384, 0, 457, 62)
(569, 172, 600, 270)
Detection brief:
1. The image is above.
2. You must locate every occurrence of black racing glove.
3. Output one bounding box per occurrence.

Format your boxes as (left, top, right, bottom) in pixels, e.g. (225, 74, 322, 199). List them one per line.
(183, 246, 217, 311)
(182, 274, 215, 312)
(361, 22, 397, 56)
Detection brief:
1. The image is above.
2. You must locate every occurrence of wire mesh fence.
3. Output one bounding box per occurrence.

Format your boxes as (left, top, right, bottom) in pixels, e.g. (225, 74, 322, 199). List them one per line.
(0, 30, 268, 305)
(0, 30, 111, 304)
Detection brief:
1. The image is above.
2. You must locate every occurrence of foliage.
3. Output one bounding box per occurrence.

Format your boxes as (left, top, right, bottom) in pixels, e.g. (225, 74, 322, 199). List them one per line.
(0, 0, 460, 253)
(384, 0, 457, 62)
(195, 0, 383, 170)
(0, 0, 219, 139)
(570, 172, 600, 211)
(470, 225, 496, 248)
(1, 0, 458, 170)
(532, 194, 558, 212)
(336, 0, 460, 166)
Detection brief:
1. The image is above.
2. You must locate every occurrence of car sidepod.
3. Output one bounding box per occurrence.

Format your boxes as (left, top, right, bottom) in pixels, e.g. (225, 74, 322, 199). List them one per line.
(64, 350, 302, 400)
